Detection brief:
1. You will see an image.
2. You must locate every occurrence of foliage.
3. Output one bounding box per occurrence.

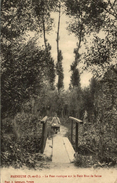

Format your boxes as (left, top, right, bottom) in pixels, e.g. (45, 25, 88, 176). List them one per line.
(81, 77, 98, 122)
(1, 135, 46, 168)
(65, 0, 116, 36)
(69, 49, 80, 88)
(56, 50, 64, 91)
(74, 153, 96, 167)
(67, 87, 83, 118)
(1, 104, 45, 168)
(1, 36, 55, 118)
(65, 0, 107, 40)
(82, 35, 117, 77)
(32, 0, 55, 47)
(1, 0, 56, 118)
(65, 0, 117, 76)
(1, 0, 38, 40)
(70, 65, 80, 88)
(76, 67, 117, 167)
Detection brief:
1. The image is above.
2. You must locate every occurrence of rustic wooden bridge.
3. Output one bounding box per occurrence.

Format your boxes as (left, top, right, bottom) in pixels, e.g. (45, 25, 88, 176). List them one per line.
(40, 116, 83, 163)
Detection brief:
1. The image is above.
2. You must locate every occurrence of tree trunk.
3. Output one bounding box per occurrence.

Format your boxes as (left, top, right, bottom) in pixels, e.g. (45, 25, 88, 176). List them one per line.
(57, 3, 61, 62)
(42, 0, 47, 48)
(57, 3, 61, 92)
(42, 14, 47, 48)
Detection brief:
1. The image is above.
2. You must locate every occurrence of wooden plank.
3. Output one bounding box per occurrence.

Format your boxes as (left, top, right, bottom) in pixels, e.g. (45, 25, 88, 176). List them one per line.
(63, 137, 75, 162)
(69, 116, 82, 123)
(52, 135, 70, 163)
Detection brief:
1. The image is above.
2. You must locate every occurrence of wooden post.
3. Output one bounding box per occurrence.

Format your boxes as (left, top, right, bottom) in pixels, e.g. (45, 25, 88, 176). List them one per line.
(41, 116, 48, 153)
(71, 120, 73, 144)
(75, 122, 78, 151)
(43, 122, 47, 153)
(41, 123, 45, 153)
(69, 116, 83, 152)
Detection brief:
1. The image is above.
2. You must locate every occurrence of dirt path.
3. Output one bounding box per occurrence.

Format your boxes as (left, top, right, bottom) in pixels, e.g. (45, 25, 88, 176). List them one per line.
(58, 125, 68, 136)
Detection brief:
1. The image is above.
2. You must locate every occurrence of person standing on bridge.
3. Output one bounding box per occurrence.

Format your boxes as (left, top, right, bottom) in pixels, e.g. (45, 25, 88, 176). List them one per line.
(51, 112, 61, 134)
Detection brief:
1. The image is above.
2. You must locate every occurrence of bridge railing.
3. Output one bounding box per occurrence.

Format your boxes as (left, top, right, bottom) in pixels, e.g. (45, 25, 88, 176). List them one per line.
(40, 116, 48, 153)
(69, 116, 83, 152)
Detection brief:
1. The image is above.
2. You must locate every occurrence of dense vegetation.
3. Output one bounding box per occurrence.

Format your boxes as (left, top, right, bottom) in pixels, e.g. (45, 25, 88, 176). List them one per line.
(1, 0, 117, 168)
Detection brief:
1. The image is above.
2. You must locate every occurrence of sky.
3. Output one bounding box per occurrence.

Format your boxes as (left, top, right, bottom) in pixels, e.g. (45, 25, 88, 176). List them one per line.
(47, 12, 92, 90)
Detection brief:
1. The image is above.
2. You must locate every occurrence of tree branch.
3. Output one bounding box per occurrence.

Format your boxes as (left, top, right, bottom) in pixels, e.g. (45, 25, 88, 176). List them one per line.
(102, 5, 117, 19)
(113, 0, 116, 7)
(107, 0, 117, 19)
(77, 26, 83, 52)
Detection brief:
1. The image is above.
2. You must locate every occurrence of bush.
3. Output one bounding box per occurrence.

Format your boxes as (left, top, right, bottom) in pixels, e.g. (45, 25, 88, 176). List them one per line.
(19, 135, 41, 153)
(1, 109, 44, 168)
(74, 153, 95, 167)
(1, 134, 45, 168)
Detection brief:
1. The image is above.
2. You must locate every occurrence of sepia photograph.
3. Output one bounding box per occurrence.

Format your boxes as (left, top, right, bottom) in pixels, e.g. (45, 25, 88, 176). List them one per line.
(1, 0, 117, 183)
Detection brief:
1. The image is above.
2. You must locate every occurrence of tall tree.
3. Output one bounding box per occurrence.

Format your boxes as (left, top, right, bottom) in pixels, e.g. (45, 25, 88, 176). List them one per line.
(56, 2, 64, 91)
(33, 0, 60, 48)
(56, 50, 64, 91)
(65, 0, 117, 76)
(1, 0, 55, 118)
(70, 49, 81, 88)
(33, 0, 54, 48)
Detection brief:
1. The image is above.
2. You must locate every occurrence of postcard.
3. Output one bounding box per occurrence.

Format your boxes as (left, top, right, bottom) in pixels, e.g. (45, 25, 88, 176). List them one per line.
(1, 0, 117, 183)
